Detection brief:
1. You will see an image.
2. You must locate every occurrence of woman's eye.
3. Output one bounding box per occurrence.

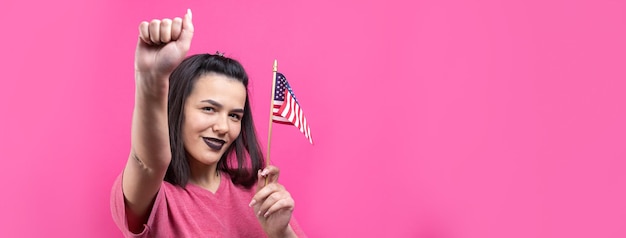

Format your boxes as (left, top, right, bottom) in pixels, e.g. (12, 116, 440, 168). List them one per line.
(229, 114, 241, 120)
(202, 107, 215, 112)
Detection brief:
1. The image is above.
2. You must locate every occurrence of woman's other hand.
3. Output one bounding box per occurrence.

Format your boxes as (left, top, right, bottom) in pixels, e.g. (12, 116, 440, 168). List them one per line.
(250, 166, 298, 238)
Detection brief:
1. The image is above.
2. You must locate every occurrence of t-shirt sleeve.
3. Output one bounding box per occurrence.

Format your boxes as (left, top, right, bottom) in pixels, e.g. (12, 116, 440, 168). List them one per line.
(110, 173, 164, 238)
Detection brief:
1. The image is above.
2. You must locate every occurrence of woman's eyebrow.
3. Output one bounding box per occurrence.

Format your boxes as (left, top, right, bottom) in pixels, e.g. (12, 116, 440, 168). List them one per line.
(202, 99, 244, 113)
(201, 99, 222, 109)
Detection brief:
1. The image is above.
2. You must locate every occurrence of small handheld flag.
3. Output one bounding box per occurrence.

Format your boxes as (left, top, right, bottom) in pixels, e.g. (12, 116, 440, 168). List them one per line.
(265, 60, 313, 169)
(271, 72, 313, 144)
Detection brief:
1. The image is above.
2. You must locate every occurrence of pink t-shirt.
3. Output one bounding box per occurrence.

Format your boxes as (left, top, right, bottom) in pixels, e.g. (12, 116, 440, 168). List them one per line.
(110, 172, 306, 237)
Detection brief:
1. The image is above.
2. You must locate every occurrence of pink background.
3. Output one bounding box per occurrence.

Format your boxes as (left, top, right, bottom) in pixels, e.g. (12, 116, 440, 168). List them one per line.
(1, 0, 625, 237)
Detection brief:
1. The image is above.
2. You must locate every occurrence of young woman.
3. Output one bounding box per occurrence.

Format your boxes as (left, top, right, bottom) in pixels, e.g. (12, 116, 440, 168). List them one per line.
(111, 10, 305, 237)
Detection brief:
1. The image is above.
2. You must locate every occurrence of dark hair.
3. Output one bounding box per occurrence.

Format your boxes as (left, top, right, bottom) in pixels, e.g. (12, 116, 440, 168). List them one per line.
(165, 54, 264, 189)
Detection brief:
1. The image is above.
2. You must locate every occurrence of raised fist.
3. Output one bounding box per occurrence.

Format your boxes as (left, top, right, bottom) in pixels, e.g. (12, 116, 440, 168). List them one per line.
(135, 9, 194, 80)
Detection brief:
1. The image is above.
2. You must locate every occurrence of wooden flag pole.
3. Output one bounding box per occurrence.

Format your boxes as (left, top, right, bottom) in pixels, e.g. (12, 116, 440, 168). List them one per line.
(266, 59, 278, 169)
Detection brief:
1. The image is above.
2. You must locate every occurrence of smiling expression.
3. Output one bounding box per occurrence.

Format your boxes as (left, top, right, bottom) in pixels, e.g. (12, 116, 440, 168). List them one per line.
(182, 73, 246, 166)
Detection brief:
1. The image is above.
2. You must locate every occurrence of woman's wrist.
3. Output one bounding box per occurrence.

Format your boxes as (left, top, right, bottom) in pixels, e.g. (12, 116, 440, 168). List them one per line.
(135, 73, 170, 99)
(269, 225, 297, 238)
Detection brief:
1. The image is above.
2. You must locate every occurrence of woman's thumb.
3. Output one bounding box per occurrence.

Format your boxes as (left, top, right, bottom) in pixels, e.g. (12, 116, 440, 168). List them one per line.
(256, 169, 266, 191)
(178, 9, 194, 48)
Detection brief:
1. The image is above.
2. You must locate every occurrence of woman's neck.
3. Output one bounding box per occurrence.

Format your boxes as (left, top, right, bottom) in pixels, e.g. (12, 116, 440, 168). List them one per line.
(188, 160, 221, 193)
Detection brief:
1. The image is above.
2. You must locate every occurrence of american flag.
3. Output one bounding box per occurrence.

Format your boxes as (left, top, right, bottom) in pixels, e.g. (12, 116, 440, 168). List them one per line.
(272, 72, 313, 144)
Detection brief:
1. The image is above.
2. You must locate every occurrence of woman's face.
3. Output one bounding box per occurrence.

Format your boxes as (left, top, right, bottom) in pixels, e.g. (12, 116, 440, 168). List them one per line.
(182, 73, 246, 166)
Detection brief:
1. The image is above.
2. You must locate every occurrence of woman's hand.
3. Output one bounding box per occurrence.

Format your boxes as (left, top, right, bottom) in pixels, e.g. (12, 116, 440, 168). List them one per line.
(135, 9, 194, 84)
(250, 166, 298, 238)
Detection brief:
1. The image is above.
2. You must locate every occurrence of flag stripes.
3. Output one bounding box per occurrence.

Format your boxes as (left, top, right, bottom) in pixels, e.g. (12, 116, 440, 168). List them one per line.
(271, 72, 313, 144)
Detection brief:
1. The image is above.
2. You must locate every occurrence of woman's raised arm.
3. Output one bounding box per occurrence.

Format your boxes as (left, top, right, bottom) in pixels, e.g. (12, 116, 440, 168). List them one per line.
(122, 9, 194, 233)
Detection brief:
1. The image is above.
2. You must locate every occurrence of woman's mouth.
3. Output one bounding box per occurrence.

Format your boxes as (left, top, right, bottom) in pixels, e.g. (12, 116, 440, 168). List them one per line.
(203, 137, 225, 151)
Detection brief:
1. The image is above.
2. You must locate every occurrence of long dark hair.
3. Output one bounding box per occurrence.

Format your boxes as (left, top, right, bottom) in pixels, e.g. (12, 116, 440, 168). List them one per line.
(165, 53, 264, 189)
